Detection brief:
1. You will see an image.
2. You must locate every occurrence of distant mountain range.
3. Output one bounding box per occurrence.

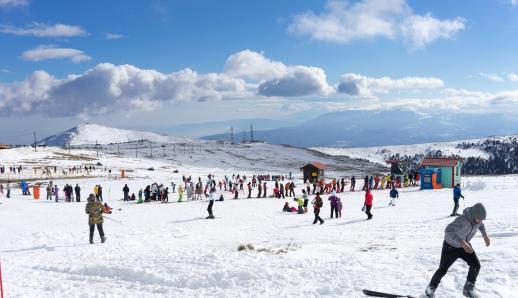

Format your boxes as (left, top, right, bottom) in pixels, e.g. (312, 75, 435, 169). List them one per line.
(201, 109, 518, 147)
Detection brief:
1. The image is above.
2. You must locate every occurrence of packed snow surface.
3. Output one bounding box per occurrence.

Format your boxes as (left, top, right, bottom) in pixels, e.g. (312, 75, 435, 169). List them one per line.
(0, 146, 516, 298)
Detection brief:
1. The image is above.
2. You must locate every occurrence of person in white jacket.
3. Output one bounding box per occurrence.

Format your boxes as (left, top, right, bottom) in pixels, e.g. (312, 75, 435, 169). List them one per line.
(206, 188, 216, 219)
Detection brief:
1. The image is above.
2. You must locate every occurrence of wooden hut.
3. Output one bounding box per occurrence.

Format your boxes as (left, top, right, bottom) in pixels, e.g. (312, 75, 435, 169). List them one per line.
(301, 162, 326, 183)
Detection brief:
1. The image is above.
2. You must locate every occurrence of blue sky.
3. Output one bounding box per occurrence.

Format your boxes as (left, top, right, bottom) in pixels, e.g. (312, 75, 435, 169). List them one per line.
(2, 0, 518, 142)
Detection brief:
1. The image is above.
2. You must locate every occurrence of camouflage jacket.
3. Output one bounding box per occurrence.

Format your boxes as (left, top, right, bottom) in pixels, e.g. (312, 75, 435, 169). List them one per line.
(85, 200, 104, 225)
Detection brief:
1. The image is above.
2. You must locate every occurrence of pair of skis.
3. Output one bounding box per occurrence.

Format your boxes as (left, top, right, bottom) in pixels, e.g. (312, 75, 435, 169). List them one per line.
(363, 289, 416, 298)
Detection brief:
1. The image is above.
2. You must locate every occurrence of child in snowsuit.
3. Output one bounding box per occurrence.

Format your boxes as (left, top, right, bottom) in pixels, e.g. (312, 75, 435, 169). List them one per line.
(206, 188, 215, 219)
(389, 186, 399, 206)
(311, 194, 324, 224)
(364, 189, 373, 220)
(425, 203, 490, 298)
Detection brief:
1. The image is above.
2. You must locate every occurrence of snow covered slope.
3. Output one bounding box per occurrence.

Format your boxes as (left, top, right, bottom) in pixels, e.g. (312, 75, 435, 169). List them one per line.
(38, 123, 195, 147)
(312, 138, 492, 166)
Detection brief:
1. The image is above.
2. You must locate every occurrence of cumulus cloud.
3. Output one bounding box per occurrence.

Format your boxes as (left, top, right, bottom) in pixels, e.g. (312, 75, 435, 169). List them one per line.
(337, 73, 444, 98)
(20, 45, 92, 63)
(288, 0, 465, 49)
(226, 50, 332, 97)
(0, 0, 27, 7)
(258, 66, 333, 97)
(508, 72, 518, 81)
(0, 22, 87, 37)
(477, 72, 504, 82)
(0, 63, 249, 117)
(105, 33, 125, 40)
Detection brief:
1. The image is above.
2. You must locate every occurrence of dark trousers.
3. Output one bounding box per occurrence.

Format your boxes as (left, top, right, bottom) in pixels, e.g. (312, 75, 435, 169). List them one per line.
(207, 200, 214, 216)
(75, 193, 80, 202)
(313, 209, 324, 224)
(365, 205, 373, 219)
(257, 189, 262, 198)
(452, 198, 460, 215)
(330, 205, 338, 218)
(430, 241, 481, 288)
(89, 224, 105, 240)
(6, 189, 10, 198)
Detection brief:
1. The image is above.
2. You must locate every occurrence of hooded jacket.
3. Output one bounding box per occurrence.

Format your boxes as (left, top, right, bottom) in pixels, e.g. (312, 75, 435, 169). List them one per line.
(444, 203, 487, 248)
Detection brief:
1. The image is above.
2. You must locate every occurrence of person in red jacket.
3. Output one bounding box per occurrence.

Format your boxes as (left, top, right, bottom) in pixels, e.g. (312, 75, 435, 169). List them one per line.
(364, 189, 373, 220)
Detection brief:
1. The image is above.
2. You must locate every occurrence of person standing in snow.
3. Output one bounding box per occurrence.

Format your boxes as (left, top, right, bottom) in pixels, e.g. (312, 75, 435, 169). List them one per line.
(85, 194, 106, 244)
(6, 180, 10, 198)
(328, 191, 339, 218)
(123, 184, 130, 201)
(389, 186, 399, 206)
(425, 203, 490, 298)
(311, 193, 324, 224)
(263, 182, 267, 198)
(206, 188, 216, 219)
(350, 176, 356, 191)
(257, 182, 262, 198)
(302, 189, 309, 213)
(75, 184, 81, 202)
(451, 183, 464, 216)
(53, 184, 59, 202)
(363, 189, 373, 220)
(98, 184, 103, 202)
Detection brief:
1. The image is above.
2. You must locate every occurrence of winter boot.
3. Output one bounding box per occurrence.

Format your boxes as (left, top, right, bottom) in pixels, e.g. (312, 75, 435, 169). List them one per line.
(463, 281, 479, 298)
(101, 236, 107, 243)
(425, 284, 436, 298)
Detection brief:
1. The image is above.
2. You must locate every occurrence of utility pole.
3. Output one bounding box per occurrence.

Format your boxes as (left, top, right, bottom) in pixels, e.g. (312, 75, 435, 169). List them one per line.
(96, 140, 99, 157)
(230, 127, 234, 145)
(33, 130, 37, 152)
(250, 124, 254, 142)
(117, 143, 120, 157)
(68, 142, 71, 156)
(135, 143, 138, 158)
(242, 131, 246, 143)
(150, 145, 153, 158)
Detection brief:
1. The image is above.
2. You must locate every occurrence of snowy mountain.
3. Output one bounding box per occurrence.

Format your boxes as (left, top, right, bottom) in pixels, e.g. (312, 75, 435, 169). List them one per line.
(313, 135, 518, 175)
(38, 123, 195, 147)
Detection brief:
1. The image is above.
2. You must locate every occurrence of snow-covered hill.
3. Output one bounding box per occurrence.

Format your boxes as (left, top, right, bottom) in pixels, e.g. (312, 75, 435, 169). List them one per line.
(38, 124, 196, 147)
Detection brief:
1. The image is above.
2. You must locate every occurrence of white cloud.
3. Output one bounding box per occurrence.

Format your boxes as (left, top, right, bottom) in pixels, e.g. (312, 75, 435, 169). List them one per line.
(105, 33, 125, 40)
(478, 72, 504, 82)
(0, 0, 28, 7)
(258, 66, 333, 97)
(225, 50, 288, 81)
(0, 22, 87, 37)
(20, 45, 92, 63)
(288, 0, 465, 49)
(400, 14, 465, 50)
(0, 68, 9, 73)
(507, 72, 518, 81)
(0, 63, 249, 117)
(337, 73, 444, 98)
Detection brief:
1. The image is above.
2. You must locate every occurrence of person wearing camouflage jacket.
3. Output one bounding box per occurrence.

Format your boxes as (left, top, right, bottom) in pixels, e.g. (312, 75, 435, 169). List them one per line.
(85, 194, 106, 244)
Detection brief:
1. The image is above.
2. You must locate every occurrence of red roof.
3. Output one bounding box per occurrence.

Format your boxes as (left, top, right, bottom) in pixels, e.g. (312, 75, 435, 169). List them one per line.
(302, 162, 327, 170)
(420, 157, 461, 167)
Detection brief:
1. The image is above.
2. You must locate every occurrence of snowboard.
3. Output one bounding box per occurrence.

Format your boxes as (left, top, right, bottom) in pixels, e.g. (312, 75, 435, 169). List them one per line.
(362, 289, 417, 298)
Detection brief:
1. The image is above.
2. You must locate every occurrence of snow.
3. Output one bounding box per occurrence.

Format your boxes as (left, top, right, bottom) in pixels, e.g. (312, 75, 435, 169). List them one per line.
(38, 123, 196, 146)
(312, 139, 490, 166)
(0, 146, 517, 297)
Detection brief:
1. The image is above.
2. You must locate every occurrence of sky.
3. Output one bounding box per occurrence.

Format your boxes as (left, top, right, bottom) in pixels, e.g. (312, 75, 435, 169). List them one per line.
(2, 0, 518, 143)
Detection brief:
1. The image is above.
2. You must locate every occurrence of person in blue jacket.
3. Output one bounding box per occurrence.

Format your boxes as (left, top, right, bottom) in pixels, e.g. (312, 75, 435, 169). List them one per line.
(451, 183, 464, 216)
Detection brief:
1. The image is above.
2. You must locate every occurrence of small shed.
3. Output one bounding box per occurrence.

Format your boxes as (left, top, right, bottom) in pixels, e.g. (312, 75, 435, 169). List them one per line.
(419, 168, 442, 189)
(301, 162, 326, 183)
(420, 157, 462, 188)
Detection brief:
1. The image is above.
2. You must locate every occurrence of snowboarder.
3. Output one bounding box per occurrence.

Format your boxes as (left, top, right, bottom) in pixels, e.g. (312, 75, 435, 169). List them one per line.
(364, 189, 373, 220)
(85, 194, 106, 244)
(389, 186, 399, 206)
(451, 183, 464, 216)
(311, 193, 324, 224)
(425, 203, 490, 298)
(123, 184, 130, 201)
(206, 188, 215, 219)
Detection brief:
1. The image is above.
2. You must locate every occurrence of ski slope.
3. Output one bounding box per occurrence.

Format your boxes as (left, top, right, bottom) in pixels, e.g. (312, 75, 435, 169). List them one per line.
(0, 165, 517, 297)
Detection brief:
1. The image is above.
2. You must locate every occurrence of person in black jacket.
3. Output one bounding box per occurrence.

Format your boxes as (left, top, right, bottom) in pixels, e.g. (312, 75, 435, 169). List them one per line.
(123, 184, 130, 201)
(389, 186, 399, 206)
(74, 184, 81, 202)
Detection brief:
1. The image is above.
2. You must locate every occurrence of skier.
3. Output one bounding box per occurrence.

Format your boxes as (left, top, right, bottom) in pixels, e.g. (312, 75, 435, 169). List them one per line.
(123, 184, 130, 201)
(75, 184, 81, 202)
(206, 188, 216, 219)
(363, 189, 373, 220)
(85, 194, 106, 244)
(451, 183, 464, 216)
(328, 191, 339, 218)
(425, 203, 490, 298)
(389, 186, 399, 206)
(311, 193, 324, 224)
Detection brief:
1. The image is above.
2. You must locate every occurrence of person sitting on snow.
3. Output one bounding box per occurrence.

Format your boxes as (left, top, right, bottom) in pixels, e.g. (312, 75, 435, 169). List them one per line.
(103, 203, 113, 214)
